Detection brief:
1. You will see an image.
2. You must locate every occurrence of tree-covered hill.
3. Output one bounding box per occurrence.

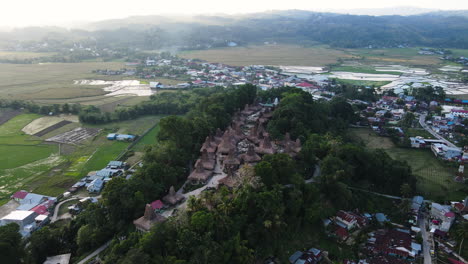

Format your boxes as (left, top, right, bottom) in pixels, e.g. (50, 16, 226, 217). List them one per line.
(2, 10, 468, 51)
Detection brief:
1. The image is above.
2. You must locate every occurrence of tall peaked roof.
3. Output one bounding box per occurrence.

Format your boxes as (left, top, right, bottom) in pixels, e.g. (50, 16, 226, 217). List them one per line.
(255, 134, 275, 155)
(224, 148, 241, 166)
(162, 186, 185, 205)
(217, 130, 236, 154)
(188, 162, 213, 183)
(240, 145, 262, 163)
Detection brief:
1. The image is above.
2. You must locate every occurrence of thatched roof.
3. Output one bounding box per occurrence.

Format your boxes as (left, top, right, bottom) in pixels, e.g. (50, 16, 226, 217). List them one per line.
(200, 136, 217, 153)
(292, 138, 302, 153)
(162, 186, 185, 205)
(188, 162, 213, 183)
(240, 145, 262, 163)
(195, 149, 215, 170)
(223, 148, 240, 166)
(255, 134, 275, 155)
(217, 130, 236, 154)
(133, 204, 167, 232)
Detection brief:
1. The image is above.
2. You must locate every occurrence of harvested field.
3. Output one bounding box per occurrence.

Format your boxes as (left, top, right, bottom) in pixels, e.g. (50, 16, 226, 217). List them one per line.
(0, 109, 22, 125)
(45, 127, 101, 145)
(180, 44, 355, 66)
(22, 116, 65, 135)
(34, 120, 72, 137)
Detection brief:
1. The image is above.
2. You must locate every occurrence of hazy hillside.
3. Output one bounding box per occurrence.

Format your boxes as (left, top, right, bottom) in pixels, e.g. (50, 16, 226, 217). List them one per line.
(2, 10, 468, 52)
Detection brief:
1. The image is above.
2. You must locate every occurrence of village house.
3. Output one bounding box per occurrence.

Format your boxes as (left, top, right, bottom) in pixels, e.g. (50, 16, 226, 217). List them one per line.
(431, 143, 462, 160)
(367, 228, 421, 260)
(430, 203, 456, 232)
(0, 210, 37, 237)
(133, 204, 167, 233)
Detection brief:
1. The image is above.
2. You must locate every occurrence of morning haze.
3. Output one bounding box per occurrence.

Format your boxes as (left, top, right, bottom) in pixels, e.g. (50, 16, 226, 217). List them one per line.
(0, 1, 467, 264)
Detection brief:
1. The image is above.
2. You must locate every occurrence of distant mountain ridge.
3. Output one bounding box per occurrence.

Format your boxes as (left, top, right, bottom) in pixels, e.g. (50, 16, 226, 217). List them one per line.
(2, 9, 468, 51)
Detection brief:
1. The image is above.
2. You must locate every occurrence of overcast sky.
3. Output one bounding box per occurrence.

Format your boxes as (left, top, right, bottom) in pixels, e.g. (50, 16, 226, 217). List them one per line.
(2, 0, 468, 27)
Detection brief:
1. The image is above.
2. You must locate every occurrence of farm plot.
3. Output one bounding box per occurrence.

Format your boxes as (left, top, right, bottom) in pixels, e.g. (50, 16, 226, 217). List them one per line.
(0, 114, 60, 204)
(22, 116, 69, 135)
(34, 121, 72, 137)
(0, 109, 22, 125)
(45, 127, 101, 145)
(351, 128, 466, 201)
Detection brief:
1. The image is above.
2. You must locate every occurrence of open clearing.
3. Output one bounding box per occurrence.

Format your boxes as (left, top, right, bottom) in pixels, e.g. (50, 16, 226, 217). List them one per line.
(351, 128, 465, 201)
(179, 44, 356, 66)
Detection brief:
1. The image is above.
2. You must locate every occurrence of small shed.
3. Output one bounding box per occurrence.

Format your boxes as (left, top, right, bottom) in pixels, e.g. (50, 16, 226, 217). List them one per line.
(116, 134, 136, 141)
(107, 133, 117, 140)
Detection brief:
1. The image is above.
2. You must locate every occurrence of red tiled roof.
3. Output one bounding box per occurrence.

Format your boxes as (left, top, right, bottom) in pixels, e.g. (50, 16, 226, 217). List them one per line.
(30, 205, 49, 215)
(296, 82, 314, 88)
(454, 203, 466, 212)
(445, 211, 455, 218)
(11, 190, 28, 200)
(335, 227, 349, 239)
(150, 200, 164, 210)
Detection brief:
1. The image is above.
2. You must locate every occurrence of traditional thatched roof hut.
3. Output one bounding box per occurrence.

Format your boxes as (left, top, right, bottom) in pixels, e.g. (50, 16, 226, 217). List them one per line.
(162, 186, 185, 206)
(241, 104, 254, 116)
(255, 134, 275, 155)
(240, 145, 262, 163)
(200, 136, 217, 153)
(247, 125, 260, 144)
(232, 123, 245, 141)
(292, 138, 302, 153)
(214, 128, 223, 144)
(195, 149, 216, 170)
(223, 148, 241, 168)
(188, 162, 213, 183)
(217, 131, 236, 154)
(218, 167, 237, 189)
(282, 133, 295, 147)
(133, 204, 167, 232)
(282, 141, 297, 158)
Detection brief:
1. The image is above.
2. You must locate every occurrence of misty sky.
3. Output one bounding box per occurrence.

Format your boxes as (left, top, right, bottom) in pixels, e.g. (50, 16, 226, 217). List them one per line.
(2, 0, 468, 27)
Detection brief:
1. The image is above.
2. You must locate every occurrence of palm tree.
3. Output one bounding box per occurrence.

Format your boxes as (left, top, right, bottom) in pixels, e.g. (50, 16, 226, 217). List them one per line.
(455, 221, 468, 258)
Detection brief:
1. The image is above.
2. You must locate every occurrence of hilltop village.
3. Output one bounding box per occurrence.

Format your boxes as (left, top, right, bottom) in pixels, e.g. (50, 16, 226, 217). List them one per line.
(1, 57, 468, 264)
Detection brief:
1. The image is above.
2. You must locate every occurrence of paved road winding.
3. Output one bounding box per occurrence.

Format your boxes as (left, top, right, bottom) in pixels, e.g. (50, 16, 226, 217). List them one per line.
(77, 240, 111, 264)
(418, 114, 458, 148)
(51, 197, 80, 222)
(418, 211, 432, 264)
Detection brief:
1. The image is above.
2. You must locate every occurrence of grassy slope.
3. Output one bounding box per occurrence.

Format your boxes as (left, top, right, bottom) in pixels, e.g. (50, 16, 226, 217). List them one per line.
(350, 128, 465, 201)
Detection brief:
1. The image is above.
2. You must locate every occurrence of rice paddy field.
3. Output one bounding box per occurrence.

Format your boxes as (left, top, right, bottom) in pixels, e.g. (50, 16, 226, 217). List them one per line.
(179, 44, 357, 66)
(0, 113, 59, 204)
(0, 62, 125, 105)
(0, 112, 164, 205)
(350, 128, 466, 201)
(345, 47, 442, 66)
